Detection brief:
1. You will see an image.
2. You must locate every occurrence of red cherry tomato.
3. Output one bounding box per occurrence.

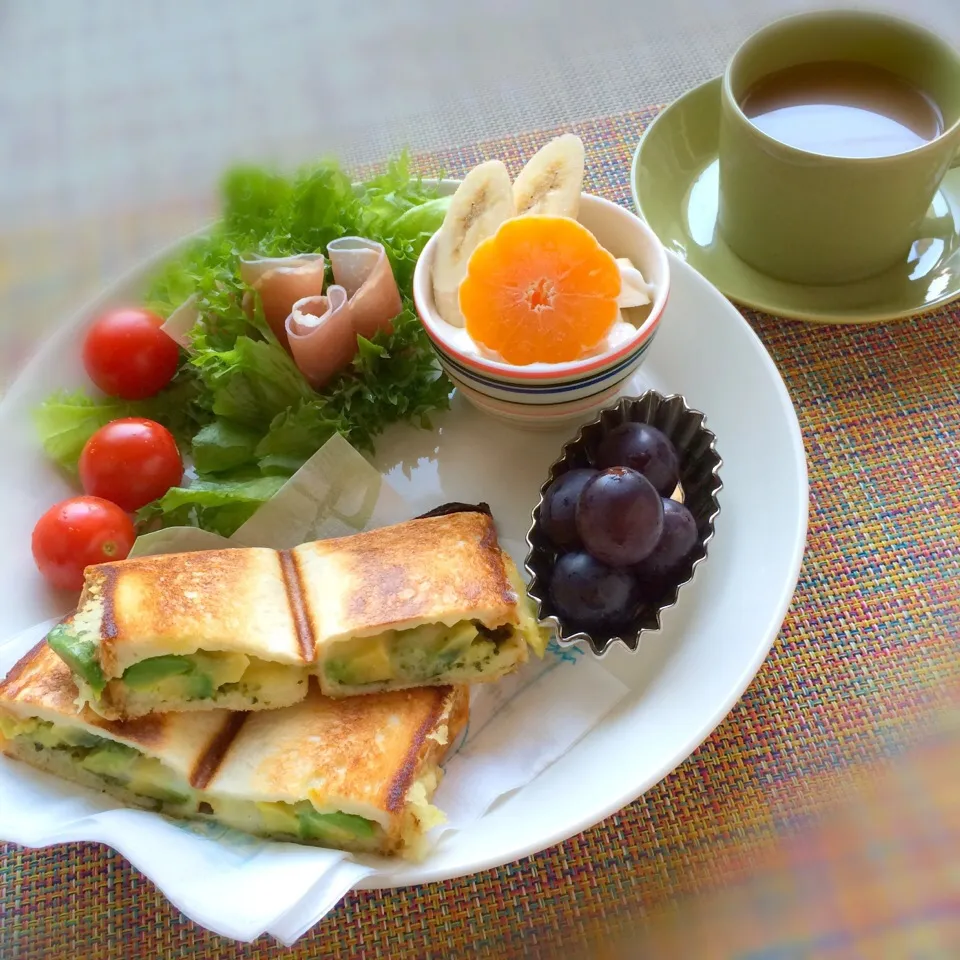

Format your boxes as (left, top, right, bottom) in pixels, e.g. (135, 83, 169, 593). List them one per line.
(32, 496, 136, 591)
(79, 418, 183, 512)
(82, 307, 180, 400)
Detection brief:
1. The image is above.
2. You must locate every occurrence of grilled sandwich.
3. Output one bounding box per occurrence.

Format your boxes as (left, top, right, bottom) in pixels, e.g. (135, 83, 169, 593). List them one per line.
(48, 510, 544, 717)
(0, 641, 467, 858)
(299, 510, 545, 696)
(47, 547, 314, 720)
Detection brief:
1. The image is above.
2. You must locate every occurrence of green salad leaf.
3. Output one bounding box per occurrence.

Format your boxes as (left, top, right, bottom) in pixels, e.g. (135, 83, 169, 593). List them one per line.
(191, 419, 262, 475)
(36, 374, 210, 474)
(191, 335, 316, 429)
(390, 196, 451, 242)
(138, 477, 287, 537)
(38, 152, 452, 532)
(35, 392, 133, 473)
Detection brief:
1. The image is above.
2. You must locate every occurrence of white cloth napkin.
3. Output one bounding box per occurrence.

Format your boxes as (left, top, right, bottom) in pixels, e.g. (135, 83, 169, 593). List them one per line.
(0, 436, 628, 944)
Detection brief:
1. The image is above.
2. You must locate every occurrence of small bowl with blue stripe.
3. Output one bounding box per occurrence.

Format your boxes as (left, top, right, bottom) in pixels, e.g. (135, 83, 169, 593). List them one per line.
(412, 191, 671, 429)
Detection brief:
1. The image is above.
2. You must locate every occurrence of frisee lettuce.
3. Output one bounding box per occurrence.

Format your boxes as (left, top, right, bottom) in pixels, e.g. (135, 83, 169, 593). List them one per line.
(36, 153, 452, 534)
(35, 374, 210, 475)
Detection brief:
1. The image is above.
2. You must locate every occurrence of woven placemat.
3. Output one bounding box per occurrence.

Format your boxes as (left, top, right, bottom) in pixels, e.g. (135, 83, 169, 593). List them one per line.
(1, 109, 958, 960)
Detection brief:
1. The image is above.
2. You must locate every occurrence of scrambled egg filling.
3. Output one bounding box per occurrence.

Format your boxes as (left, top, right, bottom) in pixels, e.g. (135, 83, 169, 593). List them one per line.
(324, 565, 544, 688)
(324, 622, 497, 687)
(401, 769, 446, 860)
(504, 558, 548, 657)
(112, 653, 308, 707)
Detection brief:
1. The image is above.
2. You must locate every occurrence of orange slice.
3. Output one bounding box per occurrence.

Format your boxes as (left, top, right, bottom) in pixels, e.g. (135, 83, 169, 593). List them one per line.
(458, 215, 621, 365)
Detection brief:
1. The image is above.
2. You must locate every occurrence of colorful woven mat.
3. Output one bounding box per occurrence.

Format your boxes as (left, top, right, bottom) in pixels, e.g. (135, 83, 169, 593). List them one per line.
(2, 108, 959, 960)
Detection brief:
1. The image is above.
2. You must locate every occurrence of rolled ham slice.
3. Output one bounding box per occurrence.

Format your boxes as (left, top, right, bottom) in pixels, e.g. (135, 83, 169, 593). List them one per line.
(327, 237, 402, 339)
(239, 253, 326, 349)
(286, 288, 357, 390)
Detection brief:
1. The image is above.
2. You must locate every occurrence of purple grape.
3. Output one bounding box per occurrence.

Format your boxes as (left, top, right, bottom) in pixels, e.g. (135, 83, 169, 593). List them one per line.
(549, 551, 639, 628)
(634, 498, 699, 581)
(595, 423, 680, 496)
(539, 468, 598, 549)
(576, 467, 664, 567)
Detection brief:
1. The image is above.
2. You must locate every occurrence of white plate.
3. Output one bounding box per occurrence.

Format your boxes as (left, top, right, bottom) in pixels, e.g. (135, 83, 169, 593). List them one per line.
(0, 248, 808, 888)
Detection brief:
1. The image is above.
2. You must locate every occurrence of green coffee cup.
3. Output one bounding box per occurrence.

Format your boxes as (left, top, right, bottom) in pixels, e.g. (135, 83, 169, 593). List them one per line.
(718, 11, 960, 286)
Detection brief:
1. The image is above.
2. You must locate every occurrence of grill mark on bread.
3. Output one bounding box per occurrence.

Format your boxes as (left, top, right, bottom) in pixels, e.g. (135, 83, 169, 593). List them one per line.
(189, 712, 248, 789)
(384, 687, 450, 813)
(477, 518, 520, 615)
(98, 566, 120, 642)
(94, 564, 122, 678)
(279, 550, 315, 663)
(96, 711, 170, 750)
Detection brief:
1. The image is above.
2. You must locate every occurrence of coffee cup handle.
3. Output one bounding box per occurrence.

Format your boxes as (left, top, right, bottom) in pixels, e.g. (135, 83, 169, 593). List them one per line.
(922, 211, 954, 237)
(920, 145, 960, 235)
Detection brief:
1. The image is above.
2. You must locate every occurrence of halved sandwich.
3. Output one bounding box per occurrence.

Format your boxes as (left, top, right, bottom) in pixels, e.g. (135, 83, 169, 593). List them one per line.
(47, 547, 313, 719)
(293, 510, 546, 697)
(0, 641, 467, 859)
(48, 509, 545, 714)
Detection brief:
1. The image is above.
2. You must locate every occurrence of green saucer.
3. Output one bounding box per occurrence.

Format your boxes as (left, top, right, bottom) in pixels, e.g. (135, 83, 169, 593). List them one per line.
(631, 77, 960, 324)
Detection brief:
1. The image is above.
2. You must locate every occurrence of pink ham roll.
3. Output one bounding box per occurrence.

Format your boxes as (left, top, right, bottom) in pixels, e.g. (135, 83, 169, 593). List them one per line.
(327, 238, 402, 339)
(239, 253, 326, 350)
(286, 288, 357, 390)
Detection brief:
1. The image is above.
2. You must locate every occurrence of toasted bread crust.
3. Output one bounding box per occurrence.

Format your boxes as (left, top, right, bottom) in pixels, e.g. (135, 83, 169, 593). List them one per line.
(0, 637, 48, 700)
(294, 512, 518, 645)
(87, 548, 308, 676)
(67, 513, 518, 685)
(205, 681, 468, 824)
(385, 679, 469, 812)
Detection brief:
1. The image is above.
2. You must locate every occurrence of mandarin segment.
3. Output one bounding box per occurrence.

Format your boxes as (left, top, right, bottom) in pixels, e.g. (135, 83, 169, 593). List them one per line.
(458, 216, 621, 365)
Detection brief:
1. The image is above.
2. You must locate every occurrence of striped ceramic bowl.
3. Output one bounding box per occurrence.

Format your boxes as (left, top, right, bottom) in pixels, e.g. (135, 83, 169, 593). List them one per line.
(412, 191, 670, 429)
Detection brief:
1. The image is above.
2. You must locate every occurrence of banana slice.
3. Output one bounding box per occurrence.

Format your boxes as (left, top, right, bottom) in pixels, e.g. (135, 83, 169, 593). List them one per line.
(512, 134, 585, 218)
(432, 159, 515, 327)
